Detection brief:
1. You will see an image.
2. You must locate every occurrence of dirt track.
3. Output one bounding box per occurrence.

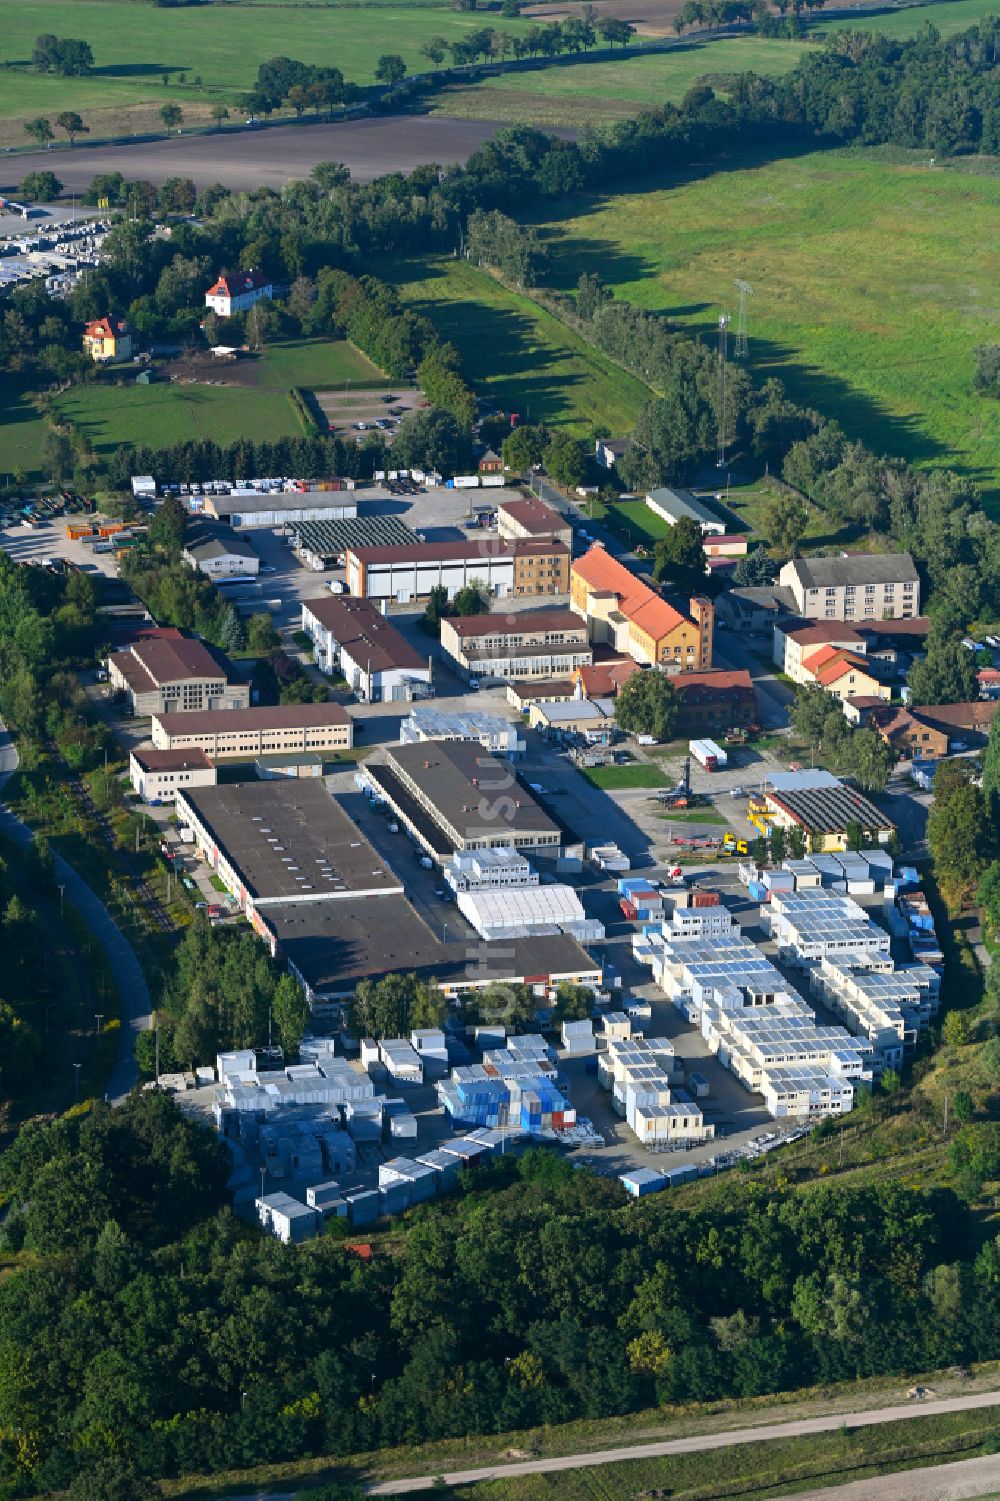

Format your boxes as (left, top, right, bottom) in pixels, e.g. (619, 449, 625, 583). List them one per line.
(1, 116, 566, 196)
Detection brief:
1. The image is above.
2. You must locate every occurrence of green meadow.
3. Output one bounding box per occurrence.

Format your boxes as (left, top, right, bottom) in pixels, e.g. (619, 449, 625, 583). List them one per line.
(531, 149, 1000, 509)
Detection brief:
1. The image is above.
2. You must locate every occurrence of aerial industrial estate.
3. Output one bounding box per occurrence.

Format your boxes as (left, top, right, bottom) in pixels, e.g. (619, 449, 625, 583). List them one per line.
(1, 14, 999, 1495)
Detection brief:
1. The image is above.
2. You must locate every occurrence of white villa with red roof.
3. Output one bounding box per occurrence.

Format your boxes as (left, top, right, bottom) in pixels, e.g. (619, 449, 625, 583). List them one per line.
(205, 269, 273, 317)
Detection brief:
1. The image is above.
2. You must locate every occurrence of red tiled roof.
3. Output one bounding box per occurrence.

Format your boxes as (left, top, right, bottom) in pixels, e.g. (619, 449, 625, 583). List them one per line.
(576, 659, 640, 697)
(84, 316, 130, 339)
(702, 534, 747, 548)
(813, 650, 877, 688)
(788, 621, 866, 649)
(206, 268, 271, 298)
(672, 668, 755, 701)
(571, 545, 688, 643)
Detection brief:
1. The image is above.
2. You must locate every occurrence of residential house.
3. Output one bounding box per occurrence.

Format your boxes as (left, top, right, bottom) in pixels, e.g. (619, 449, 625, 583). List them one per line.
(776, 620, 869, 682)
(478, 449, 504, 476)
(595, 437, 628, 471)
(204, 269, 273, 317)
(572, 659, 640, 699)
(570, 544, 713, 671)
(182, 523, 260, 580)
(778, 552, 920, 621)
(863, 700, 999, 757)
(108, 637, 249, 717)
(716, 584, 797, 635)
(83, 316, 133, 363)
(799, 645, 891, 704)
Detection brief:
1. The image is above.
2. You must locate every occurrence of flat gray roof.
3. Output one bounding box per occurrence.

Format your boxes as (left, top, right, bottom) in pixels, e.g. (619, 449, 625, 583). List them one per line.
(262, 894, 599, 996)
(386, 740, 559, 842)
(177, 782, 402, 903)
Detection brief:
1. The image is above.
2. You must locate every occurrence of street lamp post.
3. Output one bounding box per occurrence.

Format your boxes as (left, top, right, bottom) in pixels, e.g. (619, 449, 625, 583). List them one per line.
(73, 1061, 82, 1103)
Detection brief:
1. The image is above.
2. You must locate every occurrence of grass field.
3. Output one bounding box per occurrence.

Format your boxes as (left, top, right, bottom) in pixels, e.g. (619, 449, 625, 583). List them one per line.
(817, 0, 1000, 39)
(531, 148, 1000, 511)
(388, 255, 653, 432)
(0, 377, 50, 483)
(434, 35, 810, 126)
(39, 338, 374, 468)
(56, 382, 301, 457)
(0, 0, 524, 125)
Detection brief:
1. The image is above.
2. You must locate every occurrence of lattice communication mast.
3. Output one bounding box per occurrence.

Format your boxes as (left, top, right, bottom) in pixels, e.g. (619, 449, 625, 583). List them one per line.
(716, 312, 730, 469)
(735, 279, 754, 360)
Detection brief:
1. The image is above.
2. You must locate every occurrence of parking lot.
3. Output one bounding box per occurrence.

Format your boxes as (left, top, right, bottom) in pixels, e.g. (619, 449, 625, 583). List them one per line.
(314, 386, 425, 444)
(0, 514, 122, 577)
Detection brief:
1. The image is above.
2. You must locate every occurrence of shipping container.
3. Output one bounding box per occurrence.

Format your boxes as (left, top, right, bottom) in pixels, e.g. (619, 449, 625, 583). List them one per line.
(690, 890, 721, 908)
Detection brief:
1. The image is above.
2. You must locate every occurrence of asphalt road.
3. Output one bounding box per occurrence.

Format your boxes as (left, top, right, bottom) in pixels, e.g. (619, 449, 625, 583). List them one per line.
(360, 1390, 1000, 1495)
(0, 717, 150, 1103)
(3, 116, 573, 196)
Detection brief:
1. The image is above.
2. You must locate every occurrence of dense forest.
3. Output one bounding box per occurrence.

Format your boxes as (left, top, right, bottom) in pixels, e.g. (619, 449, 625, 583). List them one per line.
(2, 1093, 1000, 1493)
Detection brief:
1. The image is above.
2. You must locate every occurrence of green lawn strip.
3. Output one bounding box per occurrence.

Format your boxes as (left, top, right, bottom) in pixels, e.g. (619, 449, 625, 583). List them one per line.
(655, 805, 728, 823)
(530, 147, 1000, 512)
(433, 35, 810, 126)
(582, 762, 670, 789)
(385, 255, 654, 434)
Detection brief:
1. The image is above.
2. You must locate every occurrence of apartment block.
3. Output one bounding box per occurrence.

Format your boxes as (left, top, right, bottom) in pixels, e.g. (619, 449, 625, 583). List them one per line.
(778, 552, 920, 621)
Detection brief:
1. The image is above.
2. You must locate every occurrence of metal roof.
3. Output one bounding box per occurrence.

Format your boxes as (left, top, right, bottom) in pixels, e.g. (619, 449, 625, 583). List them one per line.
(292, 515, 418, 558)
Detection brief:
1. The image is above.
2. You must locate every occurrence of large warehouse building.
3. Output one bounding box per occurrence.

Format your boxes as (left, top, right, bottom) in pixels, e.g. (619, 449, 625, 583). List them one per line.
(345, 538, 570, 603)
(200, 491, 360, 529)
(173, 780, 599, 1007)
(364, 740, 561, 859)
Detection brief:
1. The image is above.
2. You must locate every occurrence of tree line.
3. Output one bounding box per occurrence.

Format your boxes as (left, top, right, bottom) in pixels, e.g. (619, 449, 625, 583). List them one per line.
(4, 1087, 1000, 1494)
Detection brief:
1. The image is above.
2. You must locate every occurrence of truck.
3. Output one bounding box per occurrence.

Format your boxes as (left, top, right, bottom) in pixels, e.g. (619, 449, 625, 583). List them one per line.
(689, 738, 728, 772)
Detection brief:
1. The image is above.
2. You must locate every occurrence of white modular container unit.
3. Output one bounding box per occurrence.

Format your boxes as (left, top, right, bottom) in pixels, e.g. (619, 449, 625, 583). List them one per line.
(380, 1039, 424, 1085)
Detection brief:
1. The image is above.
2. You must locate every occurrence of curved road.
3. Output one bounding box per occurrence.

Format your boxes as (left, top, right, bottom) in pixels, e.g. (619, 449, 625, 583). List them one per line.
(0, 721, 149, 1102)
(358, 1389, 1000, 1495)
